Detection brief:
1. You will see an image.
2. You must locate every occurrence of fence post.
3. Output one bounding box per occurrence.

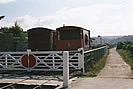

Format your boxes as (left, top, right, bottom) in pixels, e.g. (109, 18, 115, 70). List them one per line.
(104, 46, 107, 54)
(78, 48, 84, 73)
(52, 53, 55, 70)
(63, 51, 69, 88)
(27, 49, 31, 72)
(5, 54, 8, 69)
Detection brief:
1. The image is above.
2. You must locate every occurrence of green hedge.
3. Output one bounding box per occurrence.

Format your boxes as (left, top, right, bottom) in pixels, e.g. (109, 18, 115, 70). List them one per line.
(117, 41, 133, 53)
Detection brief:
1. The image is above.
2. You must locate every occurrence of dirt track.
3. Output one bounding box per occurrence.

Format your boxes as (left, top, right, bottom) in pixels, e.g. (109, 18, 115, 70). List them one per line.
(68, 48, 133, 89)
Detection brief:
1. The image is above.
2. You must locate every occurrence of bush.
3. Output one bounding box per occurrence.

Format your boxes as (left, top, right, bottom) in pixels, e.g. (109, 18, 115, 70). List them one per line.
(117, 42, 123, 49)
(117, 41, 133, 69)
(117, 41, 133, 54)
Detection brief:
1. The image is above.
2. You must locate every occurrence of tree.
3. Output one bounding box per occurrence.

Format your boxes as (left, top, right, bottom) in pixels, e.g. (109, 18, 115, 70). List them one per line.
(1, 21, 27, 39)
(0, 21, 28, 51)
(117, 41, 133, 54)
(117, 42, 123, 49)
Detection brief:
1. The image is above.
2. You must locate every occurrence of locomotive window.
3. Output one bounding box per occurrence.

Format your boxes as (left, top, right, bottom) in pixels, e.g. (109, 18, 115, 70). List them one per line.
(59, 30, 80, 40)
(85, 34, 88, 45)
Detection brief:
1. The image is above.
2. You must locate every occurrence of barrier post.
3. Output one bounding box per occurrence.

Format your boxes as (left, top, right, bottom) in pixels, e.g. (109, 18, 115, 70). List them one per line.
(63, 51, 69, 88)
(78, 48, 84, 73)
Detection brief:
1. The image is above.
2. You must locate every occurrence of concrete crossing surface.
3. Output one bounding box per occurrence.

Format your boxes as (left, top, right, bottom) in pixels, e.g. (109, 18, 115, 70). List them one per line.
(68, 48, 133, 89)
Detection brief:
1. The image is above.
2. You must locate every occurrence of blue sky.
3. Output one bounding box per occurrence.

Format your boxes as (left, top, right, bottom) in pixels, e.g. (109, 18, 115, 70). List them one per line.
(0, 0, 133, 36)
(0, 0, 105, 18)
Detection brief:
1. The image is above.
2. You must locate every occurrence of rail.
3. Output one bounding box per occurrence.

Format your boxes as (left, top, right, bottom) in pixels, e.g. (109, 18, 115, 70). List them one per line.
(0, 71, 55, 89)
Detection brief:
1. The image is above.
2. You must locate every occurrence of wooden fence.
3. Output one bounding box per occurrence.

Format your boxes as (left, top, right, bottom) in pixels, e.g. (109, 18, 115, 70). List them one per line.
(0, 46, 108, 88)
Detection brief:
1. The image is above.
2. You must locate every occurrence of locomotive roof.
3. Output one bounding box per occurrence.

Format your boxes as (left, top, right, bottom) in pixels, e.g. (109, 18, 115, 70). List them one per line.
(28, 27, 54, 31)
(56, 26, 90, 32)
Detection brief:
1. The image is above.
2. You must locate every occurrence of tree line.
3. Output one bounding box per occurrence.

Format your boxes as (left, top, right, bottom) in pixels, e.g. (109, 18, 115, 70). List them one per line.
(117, 41, 133, 53)
(0, 22, 28, 51)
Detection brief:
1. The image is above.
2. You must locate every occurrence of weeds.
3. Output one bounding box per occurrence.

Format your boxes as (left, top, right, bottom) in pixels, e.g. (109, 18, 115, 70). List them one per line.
(117, 49, 133, 69)
(76, 50, 109, 77)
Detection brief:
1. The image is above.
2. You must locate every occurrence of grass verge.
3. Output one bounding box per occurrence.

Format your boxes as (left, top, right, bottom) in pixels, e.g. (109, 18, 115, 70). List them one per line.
(117, 49, 133, 69)
(76, 49, 109, 77)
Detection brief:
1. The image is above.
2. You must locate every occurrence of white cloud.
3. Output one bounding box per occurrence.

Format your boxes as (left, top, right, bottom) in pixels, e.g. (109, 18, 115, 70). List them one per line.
(0, 0, 16, 4)
(16, 3, 133, 36)
(16, 15, 55, 30)
(0, 18, 13, 27)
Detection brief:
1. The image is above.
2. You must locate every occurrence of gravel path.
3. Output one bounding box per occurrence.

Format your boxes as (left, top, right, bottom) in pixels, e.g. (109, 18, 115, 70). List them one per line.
(68, 48, 133, 89)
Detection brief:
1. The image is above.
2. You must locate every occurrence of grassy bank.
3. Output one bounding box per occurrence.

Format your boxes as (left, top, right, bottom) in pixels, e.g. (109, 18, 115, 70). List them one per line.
(117, 49, 133, 69)
(76, 49, 109, 77)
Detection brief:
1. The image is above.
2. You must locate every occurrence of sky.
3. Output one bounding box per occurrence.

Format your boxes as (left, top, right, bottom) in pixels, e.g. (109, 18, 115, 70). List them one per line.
(0, 0, 133, 37)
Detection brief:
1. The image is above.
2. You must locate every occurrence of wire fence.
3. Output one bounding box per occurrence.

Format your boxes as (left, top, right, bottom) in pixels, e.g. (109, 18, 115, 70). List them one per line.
(84, 46, 108, 72)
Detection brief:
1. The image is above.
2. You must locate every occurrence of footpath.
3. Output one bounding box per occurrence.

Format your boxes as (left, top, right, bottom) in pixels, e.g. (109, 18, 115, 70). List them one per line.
(68, 48, 133, 89)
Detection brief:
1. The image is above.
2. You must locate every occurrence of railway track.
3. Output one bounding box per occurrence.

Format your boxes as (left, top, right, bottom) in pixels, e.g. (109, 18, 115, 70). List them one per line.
(0, 71, 28, 89)
(0, 78, 28, 89)
(33, 79, 50, 89)
(0, 71, 62, 89)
